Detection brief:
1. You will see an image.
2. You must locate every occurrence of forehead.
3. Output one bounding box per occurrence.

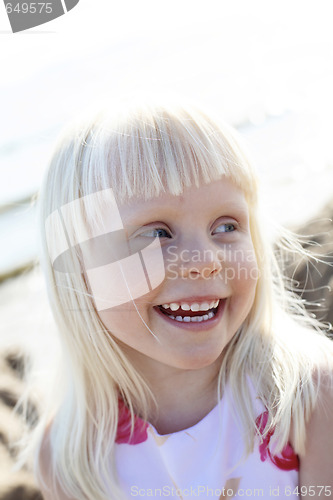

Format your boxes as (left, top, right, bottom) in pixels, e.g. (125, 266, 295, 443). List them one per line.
(117, 178, 249, 224)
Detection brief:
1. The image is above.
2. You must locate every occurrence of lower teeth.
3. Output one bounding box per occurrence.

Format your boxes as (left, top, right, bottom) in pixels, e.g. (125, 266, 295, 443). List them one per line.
(168, 311, 215, 322)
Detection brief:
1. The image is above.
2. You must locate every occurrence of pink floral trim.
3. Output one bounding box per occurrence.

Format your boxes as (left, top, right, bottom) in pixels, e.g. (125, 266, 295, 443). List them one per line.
(116, 398, 149, 445)
(256, 411, 299, 471)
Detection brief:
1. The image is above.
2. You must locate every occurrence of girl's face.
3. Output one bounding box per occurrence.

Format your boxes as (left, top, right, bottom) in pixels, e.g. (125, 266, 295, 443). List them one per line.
(96, 177, 258, 373)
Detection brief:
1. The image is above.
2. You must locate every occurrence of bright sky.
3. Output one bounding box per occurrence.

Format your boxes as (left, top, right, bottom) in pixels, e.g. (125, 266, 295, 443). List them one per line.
(1, 0, 333, 87)
(1, 0, 333, 209)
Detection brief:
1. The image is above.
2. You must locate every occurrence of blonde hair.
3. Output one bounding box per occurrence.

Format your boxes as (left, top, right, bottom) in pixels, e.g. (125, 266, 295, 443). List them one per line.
(33, 99, 333, 499)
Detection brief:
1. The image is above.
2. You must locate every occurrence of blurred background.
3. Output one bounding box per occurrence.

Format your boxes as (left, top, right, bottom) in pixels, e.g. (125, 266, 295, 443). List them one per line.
(1, 0, 333, 364)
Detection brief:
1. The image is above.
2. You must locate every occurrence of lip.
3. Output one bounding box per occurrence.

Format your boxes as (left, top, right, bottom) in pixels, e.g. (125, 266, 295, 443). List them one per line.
(153, 298, 226, 331)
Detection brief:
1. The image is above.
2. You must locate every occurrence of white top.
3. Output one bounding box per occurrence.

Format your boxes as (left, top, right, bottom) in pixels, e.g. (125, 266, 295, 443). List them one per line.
(115, 387, 299, 499)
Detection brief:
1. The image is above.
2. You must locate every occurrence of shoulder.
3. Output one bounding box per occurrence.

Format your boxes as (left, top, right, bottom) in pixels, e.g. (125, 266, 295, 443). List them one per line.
(298, 361, 333, 498)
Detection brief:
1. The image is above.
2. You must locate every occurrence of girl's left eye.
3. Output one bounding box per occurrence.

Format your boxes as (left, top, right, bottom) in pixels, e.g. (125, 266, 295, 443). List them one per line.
(140, 228, 171, 238)
(213, 223, 236, 234)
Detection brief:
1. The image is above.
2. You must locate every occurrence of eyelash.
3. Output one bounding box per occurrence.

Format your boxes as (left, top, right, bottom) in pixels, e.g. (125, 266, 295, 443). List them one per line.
(140, 222, 237, 239)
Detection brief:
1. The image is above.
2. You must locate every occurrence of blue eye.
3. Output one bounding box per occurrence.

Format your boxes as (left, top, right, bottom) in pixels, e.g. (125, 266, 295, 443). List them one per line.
(141, 228, 171, 238)
(214, 223, 236, 234)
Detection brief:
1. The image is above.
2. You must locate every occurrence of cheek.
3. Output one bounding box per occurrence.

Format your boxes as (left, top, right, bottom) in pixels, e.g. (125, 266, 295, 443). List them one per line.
(224, 247, 259, 293)
(226, 258, 258, 329)
(98, 301, 160, 361)
(98, 295, 153, 340)
(98, 303, 140, 342)
(99, 306, 129, 339)
(225, 246, 259, 317)
(85, 237, 165, 313)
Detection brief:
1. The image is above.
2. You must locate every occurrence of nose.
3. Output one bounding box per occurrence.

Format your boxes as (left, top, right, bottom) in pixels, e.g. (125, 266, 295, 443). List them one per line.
(167, 236, 223, 280)
(184, 259, 222, 279)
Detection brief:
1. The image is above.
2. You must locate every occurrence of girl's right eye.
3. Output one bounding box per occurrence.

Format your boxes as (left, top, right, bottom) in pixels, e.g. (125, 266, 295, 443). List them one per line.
(140, 228, 172, 239)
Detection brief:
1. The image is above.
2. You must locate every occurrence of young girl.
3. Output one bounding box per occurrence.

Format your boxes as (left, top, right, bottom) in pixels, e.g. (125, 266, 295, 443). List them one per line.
(34, 99, 333, 499)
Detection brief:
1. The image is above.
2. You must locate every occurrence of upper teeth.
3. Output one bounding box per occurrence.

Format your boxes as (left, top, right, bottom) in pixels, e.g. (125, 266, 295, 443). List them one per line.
(161, 299, 220, 312)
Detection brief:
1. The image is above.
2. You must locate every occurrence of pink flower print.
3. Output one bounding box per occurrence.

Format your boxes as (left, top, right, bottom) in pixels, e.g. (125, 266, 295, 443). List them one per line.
(116, 398, 149, 445)
(256, 411, 299, 471)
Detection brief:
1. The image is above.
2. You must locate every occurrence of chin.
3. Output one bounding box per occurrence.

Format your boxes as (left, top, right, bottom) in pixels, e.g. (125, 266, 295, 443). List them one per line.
(167, 347, 225, 371)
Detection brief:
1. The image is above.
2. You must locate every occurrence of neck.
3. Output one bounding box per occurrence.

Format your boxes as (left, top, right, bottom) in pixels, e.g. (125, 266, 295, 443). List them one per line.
(120, 344, 223, 435)
(149, 365, 221, 434)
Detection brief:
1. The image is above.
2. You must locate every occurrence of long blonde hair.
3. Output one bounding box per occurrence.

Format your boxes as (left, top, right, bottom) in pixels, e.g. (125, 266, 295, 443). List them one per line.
(34, 98, 333, 499)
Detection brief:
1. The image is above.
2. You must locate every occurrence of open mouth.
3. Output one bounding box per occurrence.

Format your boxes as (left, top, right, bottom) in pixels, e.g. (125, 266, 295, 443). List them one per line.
(155, 299, 222, 323)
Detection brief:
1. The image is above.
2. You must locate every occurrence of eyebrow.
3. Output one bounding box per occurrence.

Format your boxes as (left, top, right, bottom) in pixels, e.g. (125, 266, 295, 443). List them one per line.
(121, 200, 249, 228)
(120, 203, 179, 226)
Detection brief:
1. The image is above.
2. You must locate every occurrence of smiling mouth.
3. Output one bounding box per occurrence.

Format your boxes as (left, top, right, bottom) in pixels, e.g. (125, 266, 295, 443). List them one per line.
(156, 300, 222, 323)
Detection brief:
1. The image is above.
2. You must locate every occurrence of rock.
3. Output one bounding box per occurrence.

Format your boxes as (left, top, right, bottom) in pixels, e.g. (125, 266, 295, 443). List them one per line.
(0, 350, 41, 500)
